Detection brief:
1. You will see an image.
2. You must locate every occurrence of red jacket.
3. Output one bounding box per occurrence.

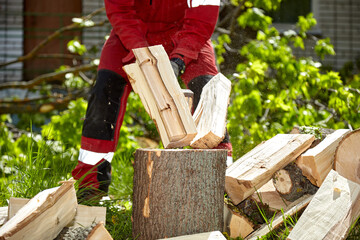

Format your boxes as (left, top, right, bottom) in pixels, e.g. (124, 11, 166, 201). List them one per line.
(104, 0, 220, 64)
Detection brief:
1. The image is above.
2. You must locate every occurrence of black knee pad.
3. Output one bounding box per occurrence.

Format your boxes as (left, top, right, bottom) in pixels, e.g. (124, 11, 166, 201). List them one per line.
(82, 69, 127, 140)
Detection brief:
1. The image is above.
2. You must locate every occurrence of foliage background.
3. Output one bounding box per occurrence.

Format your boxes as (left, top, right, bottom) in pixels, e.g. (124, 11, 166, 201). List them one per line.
(1, 0, 360, 239)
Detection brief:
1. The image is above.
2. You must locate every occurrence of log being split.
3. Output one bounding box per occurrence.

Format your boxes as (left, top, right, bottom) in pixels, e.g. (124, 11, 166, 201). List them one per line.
(287, 170, 360, 240)
(190, 73, 231, 149)
(272, 162, 318, 202)
(296, 129, 351, 187)
(0, 181, 77, 240)
(334, 128, 360, 184)
(225, 134, 314, 205)
(123, 45, 197, 148)
(132, 149, 227, 240)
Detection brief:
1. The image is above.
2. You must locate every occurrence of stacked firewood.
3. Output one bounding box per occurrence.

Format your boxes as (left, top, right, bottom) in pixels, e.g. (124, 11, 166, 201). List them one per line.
(224, 127, 360, 240)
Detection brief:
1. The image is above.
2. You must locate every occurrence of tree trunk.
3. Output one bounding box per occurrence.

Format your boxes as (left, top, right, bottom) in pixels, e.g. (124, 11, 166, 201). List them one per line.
(132, 149, 227, 240)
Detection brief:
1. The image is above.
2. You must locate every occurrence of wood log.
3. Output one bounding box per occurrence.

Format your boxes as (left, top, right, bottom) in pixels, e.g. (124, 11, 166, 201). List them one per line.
(7, 198, 106, 228)
(334, 128, 360, 184)
(0, 181, 77, 240)
(132, 149, 227, 240)
(245, 194, 313, 240)
(123, 45, 197, 148)
(296, 129, 351, 187)
(225, 134, 314, 205)
(190, 73, 231, 149)
(86, 222, 113, 240)
(157, 231, 226, 240)
(272, 162, 318, 202)
(223, 204, 254, 239)
(287, 170, 360, 240)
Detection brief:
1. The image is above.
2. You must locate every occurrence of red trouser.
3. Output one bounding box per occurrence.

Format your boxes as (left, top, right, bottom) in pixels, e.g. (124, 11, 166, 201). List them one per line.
(72, 29, 219, 191)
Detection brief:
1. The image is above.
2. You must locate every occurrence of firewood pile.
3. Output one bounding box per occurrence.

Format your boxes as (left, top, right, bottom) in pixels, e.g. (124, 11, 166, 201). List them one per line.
(0, 181, 111, 240)
(224, 127, 360, 240)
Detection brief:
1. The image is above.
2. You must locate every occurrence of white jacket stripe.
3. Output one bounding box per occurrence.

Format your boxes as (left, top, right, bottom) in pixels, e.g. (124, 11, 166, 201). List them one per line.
(187, 0, 220, 8)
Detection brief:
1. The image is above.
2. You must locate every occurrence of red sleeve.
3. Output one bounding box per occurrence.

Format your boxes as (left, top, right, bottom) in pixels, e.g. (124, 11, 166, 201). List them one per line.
(169, 2, 219, 65)
(104, 0, 149, 63)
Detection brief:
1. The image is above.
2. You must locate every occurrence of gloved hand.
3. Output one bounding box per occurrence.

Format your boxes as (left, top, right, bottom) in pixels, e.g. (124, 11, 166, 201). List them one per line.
(170, 57, 185, 78)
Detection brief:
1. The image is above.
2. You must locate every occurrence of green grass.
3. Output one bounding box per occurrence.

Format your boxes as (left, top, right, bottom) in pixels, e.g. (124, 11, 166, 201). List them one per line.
(2, 130, 360, 240)
(0, 133, 135, 239)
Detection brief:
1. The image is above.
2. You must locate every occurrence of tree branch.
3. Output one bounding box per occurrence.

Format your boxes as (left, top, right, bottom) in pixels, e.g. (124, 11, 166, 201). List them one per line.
(0, 63, 97, 90)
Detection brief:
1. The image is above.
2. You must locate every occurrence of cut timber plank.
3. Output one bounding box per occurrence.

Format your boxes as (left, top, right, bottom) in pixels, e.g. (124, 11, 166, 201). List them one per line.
(123, 45, 197, 148)
(224, 205, 254, 239)
(225, 134, 314, 204)
(0, 207, 7, 226)
(158, 231, 226, 240)
(86, 222, 113, 240)
(287, 170, 360, 240)
(334, 128, 360, 184)
(0, 181, 77, 240)
(296, 129, 351, 187)
(190, 73, 231, 149)
(245, 194, 313, 240)
(7, 198, 106, 228)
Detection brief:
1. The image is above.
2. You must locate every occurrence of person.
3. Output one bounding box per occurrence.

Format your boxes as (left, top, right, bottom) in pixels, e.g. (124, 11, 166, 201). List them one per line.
(71, 0, 233, 203)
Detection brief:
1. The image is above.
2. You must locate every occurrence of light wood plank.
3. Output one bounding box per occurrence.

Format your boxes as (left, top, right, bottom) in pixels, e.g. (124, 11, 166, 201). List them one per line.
(190, 73, 231, 149)
(0, 181, 77, 240)
(226, 134, 314, 204)
(296, 129, 351, 187)
(287, 170, 360, 240)
(123, 45, 197, 148)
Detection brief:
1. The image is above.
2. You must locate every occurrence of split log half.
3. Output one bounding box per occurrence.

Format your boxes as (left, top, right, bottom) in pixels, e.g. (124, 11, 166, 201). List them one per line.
(334, 128, 360, 184)
(295, 129, 351, 187)
(223, 204, 254, 239)
(132, 149, 227, 240)
(0, 181, 77, 240)
(288, 170, 360, 240)
(225, 134, 314, 205)
(123, 45, 197, 148)
(190, 73, 231, 149)
(272, 162, 318, 202)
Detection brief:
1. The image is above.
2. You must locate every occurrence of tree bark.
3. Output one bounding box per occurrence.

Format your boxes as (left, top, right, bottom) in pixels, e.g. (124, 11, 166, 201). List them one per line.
(132, 149, 227, 240)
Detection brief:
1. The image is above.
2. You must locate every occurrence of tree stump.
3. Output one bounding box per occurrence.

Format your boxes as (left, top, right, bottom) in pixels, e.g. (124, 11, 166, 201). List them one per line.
(132, 149, 227, 240)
